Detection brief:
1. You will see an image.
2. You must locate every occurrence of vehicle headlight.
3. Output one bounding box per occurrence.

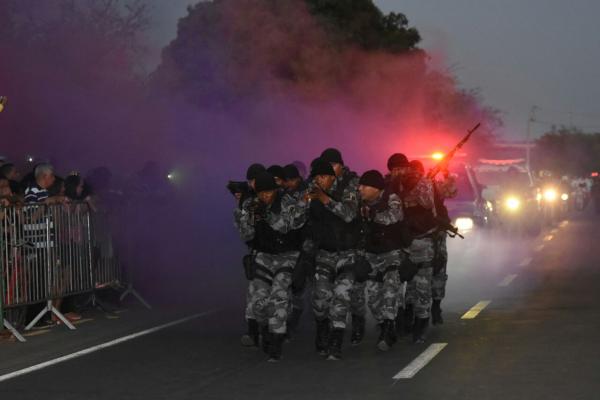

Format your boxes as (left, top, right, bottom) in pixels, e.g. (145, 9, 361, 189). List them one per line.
(455, 217, 474, 232)
(486, 201, 493, 212)
(505, 196, 521, 211)
(536, 193, 542, 202)
(543, 188, 558, 202)
(561, 193, 569, 201)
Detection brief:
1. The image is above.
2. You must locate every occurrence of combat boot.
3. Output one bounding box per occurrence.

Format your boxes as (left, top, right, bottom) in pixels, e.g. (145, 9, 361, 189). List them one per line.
(315, 318, 330, 356)
(412, 317, 429, 344)
(327, 328, 345, 361)
(268, 333, 285, 362)
(241, 319, 259, 347)
(350, 314, 365, 346)
(261, 324, 271, 354)
(395, 307, 405, 336)
(431, 300, 444, 325)
(377, 319, 397, 352)
(403, 304, 414, 335)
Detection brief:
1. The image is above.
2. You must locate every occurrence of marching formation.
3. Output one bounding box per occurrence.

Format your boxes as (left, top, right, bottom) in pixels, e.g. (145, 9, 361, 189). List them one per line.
(230, 148, 458, 362)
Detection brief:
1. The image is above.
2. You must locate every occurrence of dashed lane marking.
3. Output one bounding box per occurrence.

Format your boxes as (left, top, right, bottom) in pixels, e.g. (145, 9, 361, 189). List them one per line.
(551, 228, 559, 234)
(461, 301, 492, 320)
(392, 343, 448, 379)
(559, 220, 569, 228)
(543, 235, 554, 242)
(498, 274, 518, 287)
(518, 257, 533, 267)
(0, 310, 215, 383)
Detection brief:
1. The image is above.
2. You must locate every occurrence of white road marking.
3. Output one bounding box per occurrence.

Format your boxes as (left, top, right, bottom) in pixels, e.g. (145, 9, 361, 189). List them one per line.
(543, 235, 554, 242)
(392, 343, 448, 379)
(551, 228, 559, 234)
(0, 310, 214, 383)
(498, 274, 518, 287)
(559, 220, 569, 228)
(535, 244, 545, 252)
(461, 301, 492, 319)
(518, 257, 533, 267)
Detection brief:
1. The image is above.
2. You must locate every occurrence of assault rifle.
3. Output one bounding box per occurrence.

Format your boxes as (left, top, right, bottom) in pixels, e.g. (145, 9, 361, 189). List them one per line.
(427, 122, 481, 179)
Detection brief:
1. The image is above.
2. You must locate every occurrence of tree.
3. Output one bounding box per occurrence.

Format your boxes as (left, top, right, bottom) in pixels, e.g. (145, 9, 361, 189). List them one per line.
(0, 0, 151, 168)
(532, 127, 600, 176)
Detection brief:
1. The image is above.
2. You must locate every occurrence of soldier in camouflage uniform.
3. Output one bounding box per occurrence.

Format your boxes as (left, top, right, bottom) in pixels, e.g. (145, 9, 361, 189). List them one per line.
(431, 171, 458, 324)
(308, 151, 360, 360)
(356, 170, 404, 351)
(282, 164, 311, 335)
(402, 160, 437, 344)
(232, 163, 265, 349)
(234, 171, 306, 361)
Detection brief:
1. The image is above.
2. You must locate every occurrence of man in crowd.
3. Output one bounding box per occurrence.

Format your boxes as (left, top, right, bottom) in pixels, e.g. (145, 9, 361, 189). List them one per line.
(432, 168, 458, 325)
(307, 156, 360, 360)
(235, 163, 267, 348)
(234, 171, 306, 361)
(401, 160, 437, 344)
(357, 170, 404, 351)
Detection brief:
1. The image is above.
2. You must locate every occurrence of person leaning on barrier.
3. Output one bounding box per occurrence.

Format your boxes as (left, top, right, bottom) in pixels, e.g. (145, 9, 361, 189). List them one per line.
(356, 170, 405, 352)
(306, 156, 361, 360)
(22, 163, 82, 323)
(231, 163, 266, 348)
(23, 163, 69, 205)
(234, 171, 306, 362)
(400, 160, 437, 344)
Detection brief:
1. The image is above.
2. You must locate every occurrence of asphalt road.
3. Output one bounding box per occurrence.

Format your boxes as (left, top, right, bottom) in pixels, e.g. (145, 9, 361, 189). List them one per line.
(1, 210, 599, 400)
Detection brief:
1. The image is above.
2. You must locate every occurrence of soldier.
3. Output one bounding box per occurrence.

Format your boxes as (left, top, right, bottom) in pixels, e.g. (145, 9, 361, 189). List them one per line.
(233, 163, 266, 348)
(267, 165, 286, 187)
(357, 170, 404, 351)
(402, 160, 437, 344)
(234, 171, 306, 361)
(384, 153, 413, 335)
(283, 163, 310, 336)
(319, 148, 366, 348)
(431, 169, 458, 325)
(307, 157, 360, 360)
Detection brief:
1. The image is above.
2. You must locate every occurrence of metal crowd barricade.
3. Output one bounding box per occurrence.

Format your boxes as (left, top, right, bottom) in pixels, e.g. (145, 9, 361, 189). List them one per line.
(1, 201, 149, 342)
(1, 203, 95, 341)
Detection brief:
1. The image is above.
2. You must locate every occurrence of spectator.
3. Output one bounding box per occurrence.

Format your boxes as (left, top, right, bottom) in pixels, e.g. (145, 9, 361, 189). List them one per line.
(23, 163, 80, 323)
(0, 163, 23, 195)
(23, 163, 68, 205)
(65, 174, 96, 212)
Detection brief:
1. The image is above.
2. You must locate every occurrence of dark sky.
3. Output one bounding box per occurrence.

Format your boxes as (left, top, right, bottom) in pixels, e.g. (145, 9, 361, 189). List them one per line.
(145, 0, 600, 139)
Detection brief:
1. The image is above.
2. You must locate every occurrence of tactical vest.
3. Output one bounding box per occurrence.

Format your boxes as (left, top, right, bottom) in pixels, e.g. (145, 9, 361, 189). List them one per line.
(362, 189, 411, 253)
(252, 194, 303, 254)
(309, 172, 360, 252)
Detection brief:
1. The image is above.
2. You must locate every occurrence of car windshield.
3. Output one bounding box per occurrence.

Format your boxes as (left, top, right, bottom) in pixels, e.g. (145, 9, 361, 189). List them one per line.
(476, 170, 530, 188)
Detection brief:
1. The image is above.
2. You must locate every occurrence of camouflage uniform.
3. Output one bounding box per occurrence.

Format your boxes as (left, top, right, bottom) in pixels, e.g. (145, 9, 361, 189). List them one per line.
(405, 238, 435, 319)
(432, 175, 457, 300)
(365, 249, 403, 322)
(234, 192, 306, 334)
(311, 168, 360, 329)
(403, 177, 436, 320)
(351, 192, 404, 322)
